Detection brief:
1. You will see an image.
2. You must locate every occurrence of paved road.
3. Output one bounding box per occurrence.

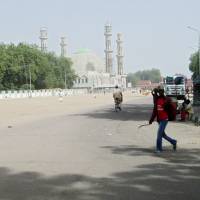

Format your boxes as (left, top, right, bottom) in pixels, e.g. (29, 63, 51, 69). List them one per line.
(0, 96, 199, 200)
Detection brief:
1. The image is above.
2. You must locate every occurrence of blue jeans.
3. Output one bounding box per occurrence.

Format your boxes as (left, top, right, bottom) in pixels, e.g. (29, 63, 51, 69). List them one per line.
(157, 120, 176, 151)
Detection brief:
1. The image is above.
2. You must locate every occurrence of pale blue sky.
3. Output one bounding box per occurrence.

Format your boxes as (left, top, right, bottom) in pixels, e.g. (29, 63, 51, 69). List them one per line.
(0, 0, 199, 77)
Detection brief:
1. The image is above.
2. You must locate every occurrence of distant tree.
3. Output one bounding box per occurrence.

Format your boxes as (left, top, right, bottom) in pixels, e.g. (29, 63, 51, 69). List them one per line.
(189, 51, 199, 79)
(127, 68, 162, 86)
(127, 73, 139, 87)
(57, 56, 76, 88)
(0, 43, 76, 90)
(134, 69, 161, 82)
(148, 68, 162, 82)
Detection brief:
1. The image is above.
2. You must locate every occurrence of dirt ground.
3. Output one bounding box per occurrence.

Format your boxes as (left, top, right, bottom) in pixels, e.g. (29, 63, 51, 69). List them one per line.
(0, 92, 200, 200)
(0, 92, 143, 128)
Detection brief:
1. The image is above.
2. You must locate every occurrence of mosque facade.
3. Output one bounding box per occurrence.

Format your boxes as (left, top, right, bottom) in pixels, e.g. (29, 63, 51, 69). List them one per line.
(71, 24, 127, 89)
(39, 24, 127, 89)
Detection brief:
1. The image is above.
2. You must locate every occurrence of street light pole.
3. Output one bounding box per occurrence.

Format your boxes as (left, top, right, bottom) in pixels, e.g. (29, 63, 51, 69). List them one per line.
(187, 26, 200, 75)
(23, 64, 28, 87)
(64, 70, 67, 89)
(28, 65, 32, 97)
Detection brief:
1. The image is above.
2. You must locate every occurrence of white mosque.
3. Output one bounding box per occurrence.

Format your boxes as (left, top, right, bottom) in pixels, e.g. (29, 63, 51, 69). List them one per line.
(40, 24, 127, 89)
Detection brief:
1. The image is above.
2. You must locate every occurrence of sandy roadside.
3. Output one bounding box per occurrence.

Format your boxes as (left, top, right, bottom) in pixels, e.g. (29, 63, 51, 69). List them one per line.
(0, 92, 146, 127)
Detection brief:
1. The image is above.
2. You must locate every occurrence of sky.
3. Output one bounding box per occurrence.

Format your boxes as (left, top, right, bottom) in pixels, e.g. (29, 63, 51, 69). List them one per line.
(0, 0, 200, 77)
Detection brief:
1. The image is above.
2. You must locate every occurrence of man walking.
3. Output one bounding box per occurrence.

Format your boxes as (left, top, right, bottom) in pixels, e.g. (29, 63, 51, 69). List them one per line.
(149, 86, 177, 153)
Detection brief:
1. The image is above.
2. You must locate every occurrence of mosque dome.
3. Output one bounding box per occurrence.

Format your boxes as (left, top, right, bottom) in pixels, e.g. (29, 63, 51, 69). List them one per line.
(71, 48, 105, 76)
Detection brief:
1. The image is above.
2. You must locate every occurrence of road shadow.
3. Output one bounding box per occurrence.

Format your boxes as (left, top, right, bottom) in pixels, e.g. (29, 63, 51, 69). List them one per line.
(71, 103, 195, 127)
(0, 146, 199, 200)
(72, 103, 154, 121)
(101, 144, 200, 162)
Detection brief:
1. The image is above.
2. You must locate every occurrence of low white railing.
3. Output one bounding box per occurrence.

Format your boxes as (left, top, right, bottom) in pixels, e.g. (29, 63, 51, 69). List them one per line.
(0, 89, 88, 99)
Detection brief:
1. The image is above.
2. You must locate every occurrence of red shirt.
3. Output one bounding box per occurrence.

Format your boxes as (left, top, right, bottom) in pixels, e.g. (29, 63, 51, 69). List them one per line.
(149, 96, 169, 123)
(156, 97, 168, 121)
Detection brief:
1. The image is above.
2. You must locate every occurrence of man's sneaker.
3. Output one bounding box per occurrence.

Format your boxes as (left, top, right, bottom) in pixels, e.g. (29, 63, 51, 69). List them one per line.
(154, 150, 162, 153)
(173, 141, 177, 151)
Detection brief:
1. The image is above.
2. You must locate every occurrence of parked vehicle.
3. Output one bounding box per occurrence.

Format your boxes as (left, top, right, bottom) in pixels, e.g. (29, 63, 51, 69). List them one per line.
(163, 74, 187, 100)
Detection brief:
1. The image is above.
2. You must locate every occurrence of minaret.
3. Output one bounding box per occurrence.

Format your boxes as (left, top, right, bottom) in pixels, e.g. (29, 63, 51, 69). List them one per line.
(116, 33, 124, 75)
(39, 27, 48, 52)
(60, 36, 67, 57)
(104, 23, 113, 74)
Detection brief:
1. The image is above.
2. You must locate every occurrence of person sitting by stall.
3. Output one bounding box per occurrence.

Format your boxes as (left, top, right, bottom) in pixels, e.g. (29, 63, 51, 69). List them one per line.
(180, 98, 193, 121)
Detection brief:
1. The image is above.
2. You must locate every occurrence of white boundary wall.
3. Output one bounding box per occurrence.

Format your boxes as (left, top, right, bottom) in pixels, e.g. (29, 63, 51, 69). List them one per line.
(0, 89, 88, 99)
